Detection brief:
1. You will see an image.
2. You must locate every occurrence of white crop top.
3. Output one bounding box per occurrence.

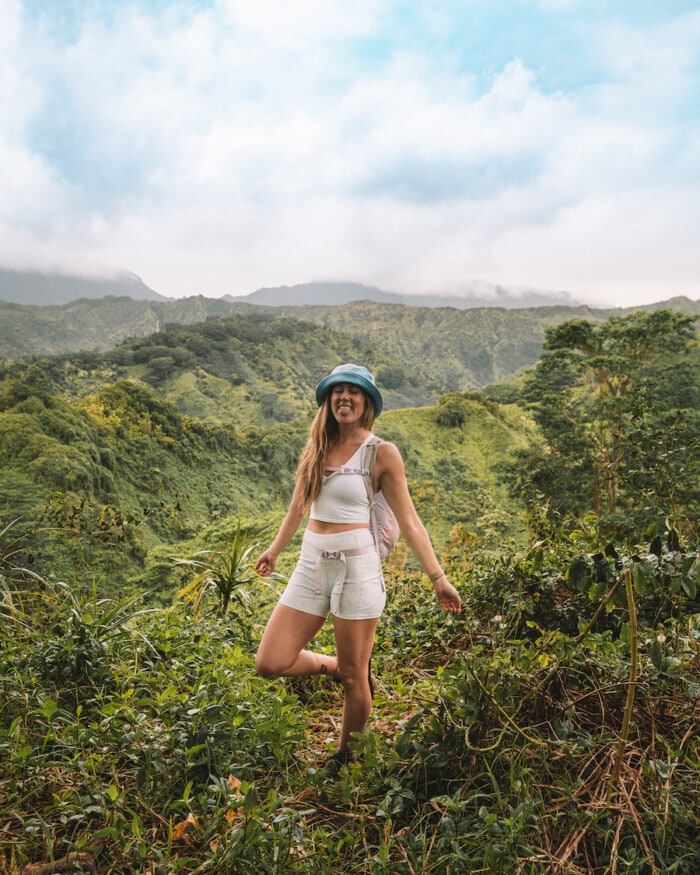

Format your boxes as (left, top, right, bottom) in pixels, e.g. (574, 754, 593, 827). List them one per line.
(309, 435, 373, 524)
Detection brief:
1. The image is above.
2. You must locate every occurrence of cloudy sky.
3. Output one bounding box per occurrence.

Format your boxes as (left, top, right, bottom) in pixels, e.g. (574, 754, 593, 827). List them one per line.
(2, 0, 699, 306)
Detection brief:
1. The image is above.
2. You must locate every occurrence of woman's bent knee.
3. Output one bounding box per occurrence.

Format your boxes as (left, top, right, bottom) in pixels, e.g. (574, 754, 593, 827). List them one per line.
(255, 651, 284, 679)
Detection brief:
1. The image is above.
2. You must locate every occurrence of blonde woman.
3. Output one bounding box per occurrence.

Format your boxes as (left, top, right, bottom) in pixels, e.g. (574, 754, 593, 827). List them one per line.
(255, 364, 461, 777)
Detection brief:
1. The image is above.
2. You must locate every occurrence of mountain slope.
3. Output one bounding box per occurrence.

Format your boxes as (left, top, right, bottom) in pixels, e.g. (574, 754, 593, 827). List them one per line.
(0, 294, 241, 358)
(262, 300, 602, 391)
(2, 290, 697, 395)
(0, 358, 535, 592)
(11, 312, 442, 423)
(2, 273, 697, 365)
(225, 280, 581, 309)
(0, 268, 166, 305)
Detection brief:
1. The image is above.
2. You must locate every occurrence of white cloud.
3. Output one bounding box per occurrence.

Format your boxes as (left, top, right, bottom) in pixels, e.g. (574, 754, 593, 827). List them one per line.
(497, 187, 700, 305)
(0, 1, 698, 305)
(220, 0, 380, 35)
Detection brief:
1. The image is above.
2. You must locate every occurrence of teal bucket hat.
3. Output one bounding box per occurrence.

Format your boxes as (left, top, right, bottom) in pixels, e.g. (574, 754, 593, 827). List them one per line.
(315, 363, 383, 416)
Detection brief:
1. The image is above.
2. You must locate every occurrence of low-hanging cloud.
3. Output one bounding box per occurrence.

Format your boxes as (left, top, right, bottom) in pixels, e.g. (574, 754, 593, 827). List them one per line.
(1, 0, 699, 306)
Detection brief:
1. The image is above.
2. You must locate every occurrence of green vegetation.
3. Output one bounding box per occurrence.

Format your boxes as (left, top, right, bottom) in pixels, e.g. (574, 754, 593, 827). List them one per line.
(2, 526, 698, 872)
(2, 311, 440, 422)
(510, 310, 699, 538)
(3, 291, 698, 392)
(174, 521, 260, 621)
(0, 306, 698, 873)
(0, 331, 531, 594)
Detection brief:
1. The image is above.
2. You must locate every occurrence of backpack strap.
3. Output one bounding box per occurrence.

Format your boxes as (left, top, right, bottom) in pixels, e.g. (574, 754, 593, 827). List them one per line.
(361, 436, 383, 558)
(327, 436, 381, 479)
(360, 436, 382, 501)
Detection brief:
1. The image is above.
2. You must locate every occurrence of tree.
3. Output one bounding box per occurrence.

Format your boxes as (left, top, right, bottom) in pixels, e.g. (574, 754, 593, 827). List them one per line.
(515, 309, 697, 533)
(436, 394, 468, 428)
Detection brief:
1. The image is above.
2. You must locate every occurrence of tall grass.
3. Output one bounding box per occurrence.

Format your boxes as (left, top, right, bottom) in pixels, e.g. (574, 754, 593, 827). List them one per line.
(1, 527, 698, 873)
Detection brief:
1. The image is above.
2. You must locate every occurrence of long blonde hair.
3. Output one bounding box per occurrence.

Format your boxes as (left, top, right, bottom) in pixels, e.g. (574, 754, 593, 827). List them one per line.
(296, 390, 376, 514)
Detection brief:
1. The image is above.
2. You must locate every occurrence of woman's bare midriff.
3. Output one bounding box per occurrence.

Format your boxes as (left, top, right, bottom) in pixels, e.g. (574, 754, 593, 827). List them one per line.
(308, 520, 370, 534)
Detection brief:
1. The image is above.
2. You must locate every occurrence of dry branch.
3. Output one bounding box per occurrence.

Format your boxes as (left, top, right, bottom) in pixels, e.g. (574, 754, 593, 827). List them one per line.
(21, 853, 96, 875)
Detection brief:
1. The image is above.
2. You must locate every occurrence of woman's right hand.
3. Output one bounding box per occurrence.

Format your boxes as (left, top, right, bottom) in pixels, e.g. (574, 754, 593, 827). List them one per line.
(255, 550, 277, 577)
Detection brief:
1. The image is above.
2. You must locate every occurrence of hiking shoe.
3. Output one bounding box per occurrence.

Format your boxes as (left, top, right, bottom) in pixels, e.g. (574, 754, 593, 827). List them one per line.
(324, 750, 357, 782)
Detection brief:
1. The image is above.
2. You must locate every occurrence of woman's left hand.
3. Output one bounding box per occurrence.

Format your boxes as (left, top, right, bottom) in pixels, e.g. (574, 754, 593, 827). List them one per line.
(433, 577, 462, 613)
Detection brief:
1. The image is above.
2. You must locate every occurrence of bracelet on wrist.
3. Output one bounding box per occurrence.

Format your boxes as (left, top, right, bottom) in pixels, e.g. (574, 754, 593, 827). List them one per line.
(428, 570, 444, 583)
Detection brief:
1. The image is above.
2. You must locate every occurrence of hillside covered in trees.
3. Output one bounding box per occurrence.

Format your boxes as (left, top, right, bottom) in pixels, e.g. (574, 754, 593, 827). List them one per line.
(0, 308, 534, 595)
(2, 289, 698, 391)
(1, 306, 698, 873)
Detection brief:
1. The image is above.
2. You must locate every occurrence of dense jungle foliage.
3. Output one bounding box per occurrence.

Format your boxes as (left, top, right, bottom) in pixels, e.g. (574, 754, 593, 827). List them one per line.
(3, 291, 697, 390)
(1, 307, 698, 873)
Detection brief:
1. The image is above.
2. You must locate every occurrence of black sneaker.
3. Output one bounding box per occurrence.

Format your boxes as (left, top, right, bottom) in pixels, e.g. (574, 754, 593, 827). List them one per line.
(324, 750, 357, 782)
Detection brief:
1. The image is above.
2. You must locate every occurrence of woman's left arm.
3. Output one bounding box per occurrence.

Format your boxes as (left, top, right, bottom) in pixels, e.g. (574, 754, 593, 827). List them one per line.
(377, 441, 462, 613)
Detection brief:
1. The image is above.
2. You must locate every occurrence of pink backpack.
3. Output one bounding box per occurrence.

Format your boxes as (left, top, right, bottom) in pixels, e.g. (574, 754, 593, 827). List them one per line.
(361, 437, 400, 560)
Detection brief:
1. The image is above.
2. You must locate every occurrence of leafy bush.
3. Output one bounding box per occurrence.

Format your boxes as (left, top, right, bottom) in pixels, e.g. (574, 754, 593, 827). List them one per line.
(2, 534, 699, 873)
(435, 394, 467, 427)
(454, 524, 699, 640)
(25, 583, 154, 695)
(173, 520, 259, 623)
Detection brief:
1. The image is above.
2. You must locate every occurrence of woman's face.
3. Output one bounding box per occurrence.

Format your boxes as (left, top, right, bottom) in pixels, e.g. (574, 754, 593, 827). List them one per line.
(329, 382, 367, 425)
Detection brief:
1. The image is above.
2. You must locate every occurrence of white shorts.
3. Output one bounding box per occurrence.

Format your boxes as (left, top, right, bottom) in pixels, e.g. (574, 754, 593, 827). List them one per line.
(278, 528, 386, 620)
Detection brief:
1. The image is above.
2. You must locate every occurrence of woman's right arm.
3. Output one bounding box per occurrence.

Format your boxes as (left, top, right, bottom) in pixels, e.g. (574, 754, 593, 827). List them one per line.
(255, 482, 306, 577)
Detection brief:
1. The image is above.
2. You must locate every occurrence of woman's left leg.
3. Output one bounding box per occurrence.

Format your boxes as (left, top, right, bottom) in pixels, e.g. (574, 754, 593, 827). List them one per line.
(332, 616, 379, 752)
(255, 604, 333, 678)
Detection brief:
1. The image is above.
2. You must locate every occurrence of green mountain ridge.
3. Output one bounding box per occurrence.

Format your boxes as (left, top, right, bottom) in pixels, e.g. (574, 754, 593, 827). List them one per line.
(0, 351, 534, 595)
(2, 291, 697, 394)
(265, 300, 593, 391)
(20, 312, 442, 423)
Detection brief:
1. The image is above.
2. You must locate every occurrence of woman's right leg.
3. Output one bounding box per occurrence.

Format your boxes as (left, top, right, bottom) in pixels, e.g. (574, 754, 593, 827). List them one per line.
(255, 603, 336, 679)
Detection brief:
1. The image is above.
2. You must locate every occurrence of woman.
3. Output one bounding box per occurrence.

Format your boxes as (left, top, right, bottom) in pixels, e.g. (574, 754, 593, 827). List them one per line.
(255, 363, 461, 776)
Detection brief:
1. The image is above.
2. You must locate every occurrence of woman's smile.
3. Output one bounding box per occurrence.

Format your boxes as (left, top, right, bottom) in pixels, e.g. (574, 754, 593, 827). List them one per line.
(331, 383, 365, 419)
